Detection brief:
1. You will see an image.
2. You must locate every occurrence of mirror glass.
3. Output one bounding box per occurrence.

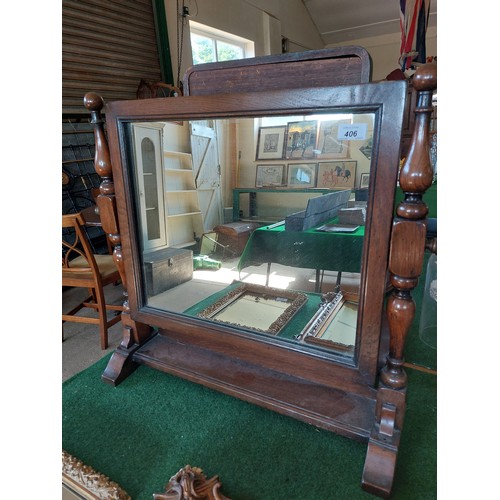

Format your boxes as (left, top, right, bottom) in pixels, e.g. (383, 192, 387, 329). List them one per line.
(125, 111, 375, 361)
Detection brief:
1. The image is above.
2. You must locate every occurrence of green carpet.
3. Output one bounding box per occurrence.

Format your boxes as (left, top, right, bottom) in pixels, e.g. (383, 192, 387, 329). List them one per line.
(62, 355, 436, 499)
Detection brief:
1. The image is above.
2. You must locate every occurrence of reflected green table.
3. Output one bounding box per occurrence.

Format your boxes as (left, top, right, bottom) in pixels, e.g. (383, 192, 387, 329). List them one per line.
(238, 217, 365, 291)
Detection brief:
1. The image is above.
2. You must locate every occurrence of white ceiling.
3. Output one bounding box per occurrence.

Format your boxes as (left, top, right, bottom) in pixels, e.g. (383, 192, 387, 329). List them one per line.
(302, 0, 437, 45)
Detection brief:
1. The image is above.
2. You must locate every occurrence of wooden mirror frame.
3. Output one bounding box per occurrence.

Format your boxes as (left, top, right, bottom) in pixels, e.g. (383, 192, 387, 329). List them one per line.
(84, 63, 436, 497)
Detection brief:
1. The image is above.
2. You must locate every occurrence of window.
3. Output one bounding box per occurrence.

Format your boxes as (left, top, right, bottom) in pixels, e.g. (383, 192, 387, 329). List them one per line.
(189, 21, 254, 65)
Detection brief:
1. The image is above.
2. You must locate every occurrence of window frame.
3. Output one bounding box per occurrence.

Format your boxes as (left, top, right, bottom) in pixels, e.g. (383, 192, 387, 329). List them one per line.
(189, 20, 255, 65)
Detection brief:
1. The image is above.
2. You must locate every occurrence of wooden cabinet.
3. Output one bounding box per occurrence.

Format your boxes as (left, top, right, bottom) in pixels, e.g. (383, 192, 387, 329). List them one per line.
(163, 151, 204, 248)
(132, 131, 205, 250)
(132, 123, 167, 253)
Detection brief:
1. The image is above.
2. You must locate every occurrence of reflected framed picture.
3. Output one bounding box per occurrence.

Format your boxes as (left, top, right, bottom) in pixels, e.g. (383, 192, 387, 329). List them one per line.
(287, 163, 317, 188)
(298, 291, 357, 354)
(255, 164, 286, 188)
(315, 119, 350, 159)
(317, 161, 357, 189)
(285, 120, 318, 159)
(360, 172, 370, 189)
(197, 283, 308, 335)
(256, 126, 286, 160)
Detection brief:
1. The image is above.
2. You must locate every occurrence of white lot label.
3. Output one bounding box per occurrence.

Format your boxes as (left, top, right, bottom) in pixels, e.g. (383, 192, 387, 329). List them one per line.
(337, 123, 368, 141)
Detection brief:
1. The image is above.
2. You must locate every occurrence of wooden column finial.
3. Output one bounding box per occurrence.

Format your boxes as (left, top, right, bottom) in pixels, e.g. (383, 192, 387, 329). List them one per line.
(84, 92, 152, 385)
(362, 64, 437, 496)
(380, 63, 437, 389)
(83, 92, 124, 285)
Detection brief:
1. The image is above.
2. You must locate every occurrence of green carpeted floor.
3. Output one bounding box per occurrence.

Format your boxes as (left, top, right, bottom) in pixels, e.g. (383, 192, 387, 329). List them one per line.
(403, 252, 437, 372)
(62, 352, 436, 499)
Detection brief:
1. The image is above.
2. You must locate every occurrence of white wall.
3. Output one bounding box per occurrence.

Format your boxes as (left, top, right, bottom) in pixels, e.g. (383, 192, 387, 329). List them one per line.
(328, 26, 437, 81)
(163, 0, 324, 87)
(163, 1, 436, 84)
(160, 2, 437, 216)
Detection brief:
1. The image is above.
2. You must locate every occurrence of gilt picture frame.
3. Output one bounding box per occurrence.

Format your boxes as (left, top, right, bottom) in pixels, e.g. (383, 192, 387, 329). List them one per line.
(197, 283, 307, 335)
(285, 120, 318, 159)
(255, 164, 286, 187)
(315, 119, 350, 159)
(256, 126, 286, 160)
(360, 172, 370, 189)
(298, 291, 357, 354)
(286, 163, 317, 188)
(317, 161, 357, 189)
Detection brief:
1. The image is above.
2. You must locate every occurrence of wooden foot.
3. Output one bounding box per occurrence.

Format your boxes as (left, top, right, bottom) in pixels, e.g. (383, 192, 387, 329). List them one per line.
(362, 420, 400, 496)
(361, 387, 405, 497)
(101, 326, 141, 386)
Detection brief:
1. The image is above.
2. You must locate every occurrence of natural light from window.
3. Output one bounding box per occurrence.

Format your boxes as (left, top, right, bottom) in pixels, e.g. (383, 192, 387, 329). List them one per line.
(189, 20, 255, 64)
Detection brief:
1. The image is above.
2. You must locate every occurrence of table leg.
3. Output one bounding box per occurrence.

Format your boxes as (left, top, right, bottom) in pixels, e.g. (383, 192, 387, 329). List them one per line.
(266, 262, 271, 286)
(315, 270, 322, 293)
(232, 191, 240, 221)
(336, 271, 342, 288)
(249, 192, 257, 217)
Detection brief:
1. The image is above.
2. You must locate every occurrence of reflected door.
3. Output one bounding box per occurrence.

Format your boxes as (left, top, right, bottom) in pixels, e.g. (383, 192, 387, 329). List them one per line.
(190, 121, 223, 231)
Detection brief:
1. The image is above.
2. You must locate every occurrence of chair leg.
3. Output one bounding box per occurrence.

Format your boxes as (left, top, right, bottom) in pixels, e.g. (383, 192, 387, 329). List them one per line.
(93, 284, 109, 350)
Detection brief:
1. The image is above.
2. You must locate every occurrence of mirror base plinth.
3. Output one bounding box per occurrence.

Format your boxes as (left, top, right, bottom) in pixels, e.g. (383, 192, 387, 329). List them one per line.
(132, 330, 378, 442)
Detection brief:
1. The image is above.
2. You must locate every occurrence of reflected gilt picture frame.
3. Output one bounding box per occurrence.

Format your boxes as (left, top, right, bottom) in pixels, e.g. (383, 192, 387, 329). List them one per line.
(197, 283, 307, 335)
(297, 291, 358, 354)
(317, 161, 357, 189)
(285, 120, 318, 159)
(255, 164, 286, 187)
(360, 172, 370, 189)
(287, 163, 317, 188)
(315, 119, 350, 159)
(256, 126, 286, 160)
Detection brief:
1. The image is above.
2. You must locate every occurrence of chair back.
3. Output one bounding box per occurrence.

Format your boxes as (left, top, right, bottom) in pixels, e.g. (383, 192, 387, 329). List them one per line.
(62, 213, 99, 277)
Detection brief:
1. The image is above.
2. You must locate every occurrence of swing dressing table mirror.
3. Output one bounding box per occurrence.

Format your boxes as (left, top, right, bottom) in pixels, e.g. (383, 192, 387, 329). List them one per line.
(84, 60, 436, 497)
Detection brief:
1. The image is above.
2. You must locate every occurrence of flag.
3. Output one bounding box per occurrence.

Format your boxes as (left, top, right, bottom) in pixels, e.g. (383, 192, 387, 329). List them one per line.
(399, 0, 431, 70)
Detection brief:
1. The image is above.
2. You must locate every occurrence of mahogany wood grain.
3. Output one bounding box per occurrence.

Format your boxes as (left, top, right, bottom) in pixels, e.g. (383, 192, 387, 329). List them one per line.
(362, 63, 437, 497)
(84, 92, 153, 376)
(83, 50, 436, 497)
(183, 46, 371, 96)
(381, 63, 437, 390)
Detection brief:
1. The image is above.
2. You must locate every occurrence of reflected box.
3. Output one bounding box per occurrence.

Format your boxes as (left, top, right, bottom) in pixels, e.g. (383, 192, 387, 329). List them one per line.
(214, 222, 261, 257)
(143, 247, 193, 296)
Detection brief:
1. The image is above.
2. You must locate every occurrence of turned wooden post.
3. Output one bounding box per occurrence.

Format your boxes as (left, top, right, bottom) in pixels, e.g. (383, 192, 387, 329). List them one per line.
(380, 64, 437, 389)
(83, 93, 129, 307)
(84, 92, 152, 384)
(362, 63, 437, 497)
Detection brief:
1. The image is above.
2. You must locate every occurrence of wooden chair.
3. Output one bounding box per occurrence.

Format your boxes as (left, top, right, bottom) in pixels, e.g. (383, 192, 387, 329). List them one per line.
(62, 213, 123, 349)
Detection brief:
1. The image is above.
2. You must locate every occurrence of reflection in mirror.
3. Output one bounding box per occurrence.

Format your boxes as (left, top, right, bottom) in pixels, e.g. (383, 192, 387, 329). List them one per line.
(126, 112, 375, 360)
